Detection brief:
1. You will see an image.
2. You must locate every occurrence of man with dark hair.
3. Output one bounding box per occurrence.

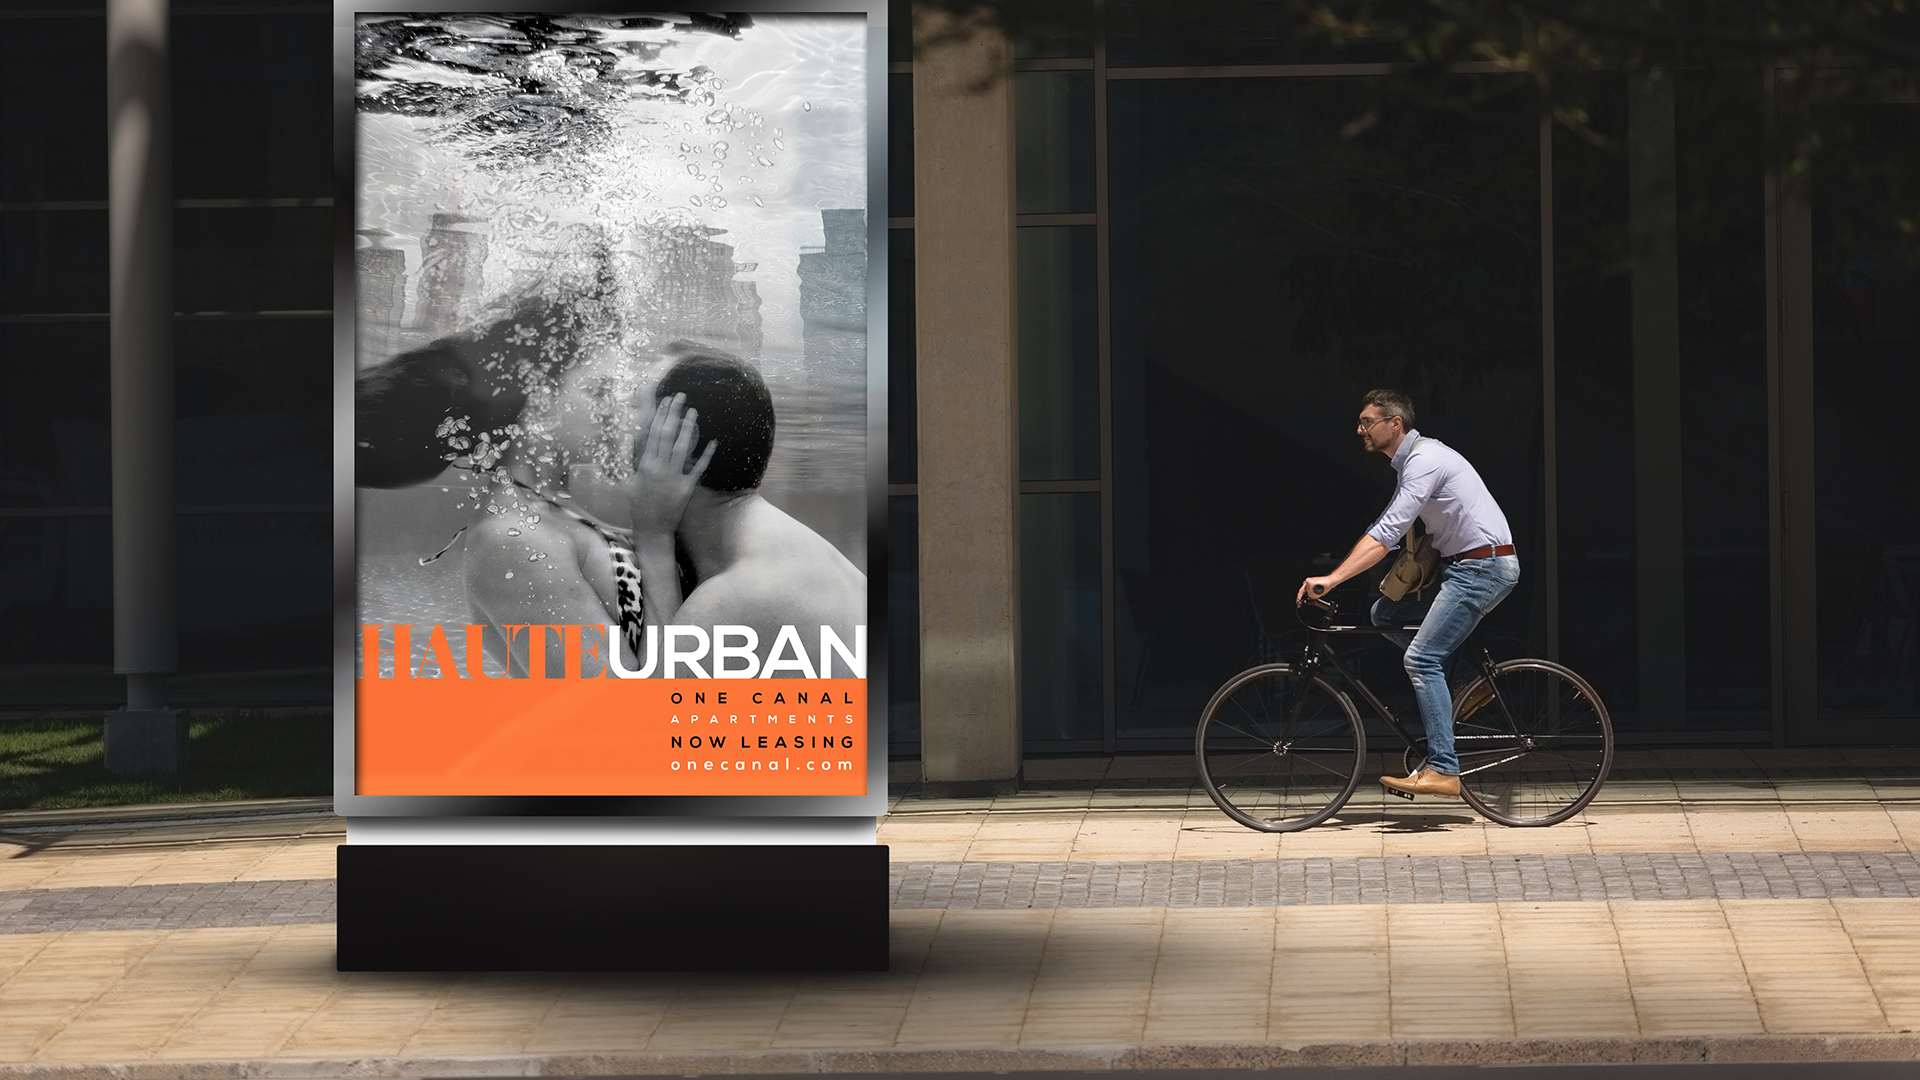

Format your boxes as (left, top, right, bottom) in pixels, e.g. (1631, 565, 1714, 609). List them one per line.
(651, 343, 776, 491)
(627, 346, 865, 673)
(1295, 390, 1519, 798)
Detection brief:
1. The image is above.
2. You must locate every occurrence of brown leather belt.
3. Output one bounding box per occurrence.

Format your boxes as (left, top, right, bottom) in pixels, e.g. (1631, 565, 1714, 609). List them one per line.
(1447, 543, 1516, 562)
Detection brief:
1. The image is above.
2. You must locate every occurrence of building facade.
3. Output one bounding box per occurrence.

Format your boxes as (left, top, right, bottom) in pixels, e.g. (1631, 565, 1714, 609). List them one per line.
(0, 2, 1915, 781)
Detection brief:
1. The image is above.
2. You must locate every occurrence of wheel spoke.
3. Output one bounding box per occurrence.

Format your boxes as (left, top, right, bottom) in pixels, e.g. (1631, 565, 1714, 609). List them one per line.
(1453, 660, 1612, 827)
(1198, 667, 1364, 833)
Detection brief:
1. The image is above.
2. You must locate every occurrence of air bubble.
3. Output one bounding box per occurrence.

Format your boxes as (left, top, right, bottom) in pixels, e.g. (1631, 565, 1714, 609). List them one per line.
(506, 528, 521, 536)
(505, 571, 515, 579)
(689, 195, 704, 206)
(803, 101, 812, 111)
(773, 139, 784, 151)
(527, 514, 540, 524)
(756, 156, 773, 167)
(752, 196, 764, 207)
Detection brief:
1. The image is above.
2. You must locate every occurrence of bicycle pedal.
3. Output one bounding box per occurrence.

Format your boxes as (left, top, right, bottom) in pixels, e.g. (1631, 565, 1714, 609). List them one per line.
(1386, 787, 1415, 801)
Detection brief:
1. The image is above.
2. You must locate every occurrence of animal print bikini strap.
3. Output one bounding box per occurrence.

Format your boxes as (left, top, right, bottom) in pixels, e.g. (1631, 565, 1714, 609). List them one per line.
(506, 478, 646, 660)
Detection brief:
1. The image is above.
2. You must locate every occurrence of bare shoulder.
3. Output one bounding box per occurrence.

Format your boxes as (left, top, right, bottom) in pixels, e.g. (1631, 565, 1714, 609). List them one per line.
(466, 505, 588, 571)
(678, 508, 865, 635)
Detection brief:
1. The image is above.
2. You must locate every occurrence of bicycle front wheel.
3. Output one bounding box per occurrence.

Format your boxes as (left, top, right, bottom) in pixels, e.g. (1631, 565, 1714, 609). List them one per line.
(1453, 659, 1613, 827)
(1196, 664, 1366, 832)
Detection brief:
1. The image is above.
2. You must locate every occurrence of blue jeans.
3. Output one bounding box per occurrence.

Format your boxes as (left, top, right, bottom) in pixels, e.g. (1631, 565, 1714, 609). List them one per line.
(1369, 554, 1520, 775)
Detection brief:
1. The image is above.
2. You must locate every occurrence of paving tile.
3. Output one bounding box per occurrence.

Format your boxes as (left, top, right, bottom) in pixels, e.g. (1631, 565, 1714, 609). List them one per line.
(1483, 818, 1596, 856)
(155, 1006, 317, 1059)
(129, 846, 279, 887)
(1788, 808, 1906, 852)
(31, 853, 175, 890)
(35, 996, 206, 1061)
(1143, 909, 1273, 1044)
(1832, 898, 1920, 1034)
(1610, 900, 1763, 1035)
(893, 910, 1050, 1047)
(1171, 817, 1283, 861)
(772, 974, 920, 1049)
(1269, 905, 1392, 1042)
(519, 973, 682, 1054)
(1685, 810, 1801, 852)
(1276, 815, 1387, 859)
(1386, 904, 1513, 1039)
(1018, 909, 1160, 1046)
(1585, 807, 1699, 852)
(237, 840, 342, 882)
(278, 975, 454, 1056)
(1068, 817, 1183, 861)
(1377, 814, 1489, 858)
(401, 975, 566, 1055)
(0, 855, 64, 892)
(0, 931, 161, 1007)
(1721, 898, 1890, 1034)
(1498, 902, 1636, 1037)
(0, 1001, 85, 1058)
(644, 976, 800, 1051)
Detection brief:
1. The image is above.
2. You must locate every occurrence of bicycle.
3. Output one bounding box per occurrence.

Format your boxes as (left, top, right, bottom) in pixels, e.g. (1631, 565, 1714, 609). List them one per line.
(1194, 592, 1613, 832)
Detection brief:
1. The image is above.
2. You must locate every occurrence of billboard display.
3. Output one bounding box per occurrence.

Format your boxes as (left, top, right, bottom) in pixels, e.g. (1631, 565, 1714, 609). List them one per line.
(344, 9, 877, 802)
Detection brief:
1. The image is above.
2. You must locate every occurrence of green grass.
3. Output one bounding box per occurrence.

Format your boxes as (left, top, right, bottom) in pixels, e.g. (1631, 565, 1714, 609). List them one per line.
(0, 710, 331, 811)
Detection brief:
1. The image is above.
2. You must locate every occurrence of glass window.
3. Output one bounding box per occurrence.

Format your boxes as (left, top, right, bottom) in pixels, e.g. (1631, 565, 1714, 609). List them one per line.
(888, 0, 911, 65)
(0, 322, 110, 508)
(0, 517, 112, 666)
(173, 13, 331, 200)
(1554, 71, 1772, 735)
(1015, 71, 1095, 215)
(177, 320, 331, 504)
(0, 16, 105, 202)
(176, 207, 332, 313)
(1109, 75, 1542, 739)
(1012, 0, 1094, 60)
(177, 512, 331, 678)
(1813, 99, 1920, 723)
(1105, 0, 1402, 68)
(1, 211, 108, 315)
(889, 73, 914, 218)
(1022, 491, 1102, 741)
(890, 228, 917, 484)
(888, 494, 920, 745)
(1018, 225, 1100, 481)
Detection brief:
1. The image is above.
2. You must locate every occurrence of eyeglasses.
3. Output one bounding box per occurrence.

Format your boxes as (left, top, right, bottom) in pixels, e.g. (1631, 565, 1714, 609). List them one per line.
(1356, 415, 1401, 432)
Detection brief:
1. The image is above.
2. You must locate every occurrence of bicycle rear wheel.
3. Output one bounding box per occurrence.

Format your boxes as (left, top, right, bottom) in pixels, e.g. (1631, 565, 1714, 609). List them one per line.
(1453, 659, 1612, 826)
(1196, 664, 1365, 832)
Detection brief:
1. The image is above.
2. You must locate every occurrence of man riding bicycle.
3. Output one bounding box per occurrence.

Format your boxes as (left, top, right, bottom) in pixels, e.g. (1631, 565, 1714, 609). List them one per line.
(1294, 390, 1519, 798)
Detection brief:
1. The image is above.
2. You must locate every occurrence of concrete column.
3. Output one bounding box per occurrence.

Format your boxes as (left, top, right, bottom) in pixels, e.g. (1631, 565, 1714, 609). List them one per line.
(912, 5, 1021, 795)
(1628, 71, 1687, 731)
(106, 0, 185, 773)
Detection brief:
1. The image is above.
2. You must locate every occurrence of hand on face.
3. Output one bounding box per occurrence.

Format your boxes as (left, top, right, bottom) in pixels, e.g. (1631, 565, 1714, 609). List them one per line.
(627, 391, 718, 539)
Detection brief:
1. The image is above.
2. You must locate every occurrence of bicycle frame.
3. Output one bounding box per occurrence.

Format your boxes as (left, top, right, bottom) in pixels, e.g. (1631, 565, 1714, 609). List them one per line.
(1289, 613, 1505, 757)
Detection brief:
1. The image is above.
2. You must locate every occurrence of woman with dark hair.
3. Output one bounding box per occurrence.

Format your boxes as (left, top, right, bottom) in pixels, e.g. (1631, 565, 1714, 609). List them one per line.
(352, 298, 584, 487)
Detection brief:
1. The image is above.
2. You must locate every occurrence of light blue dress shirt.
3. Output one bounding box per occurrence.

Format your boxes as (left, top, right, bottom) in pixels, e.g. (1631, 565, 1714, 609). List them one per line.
(1364, 429, 1514, 558)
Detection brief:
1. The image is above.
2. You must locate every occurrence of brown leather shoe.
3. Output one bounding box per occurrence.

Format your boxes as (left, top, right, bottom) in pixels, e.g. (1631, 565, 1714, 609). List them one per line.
(1380, 768, 1462, 797)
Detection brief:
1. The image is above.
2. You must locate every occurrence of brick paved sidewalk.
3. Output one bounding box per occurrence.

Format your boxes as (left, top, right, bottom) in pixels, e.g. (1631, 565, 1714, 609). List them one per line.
(0, 751, 1917, 1077)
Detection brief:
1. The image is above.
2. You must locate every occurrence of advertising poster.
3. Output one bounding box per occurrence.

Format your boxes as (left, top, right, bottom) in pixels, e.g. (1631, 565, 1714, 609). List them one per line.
(350, 11, 871, 797)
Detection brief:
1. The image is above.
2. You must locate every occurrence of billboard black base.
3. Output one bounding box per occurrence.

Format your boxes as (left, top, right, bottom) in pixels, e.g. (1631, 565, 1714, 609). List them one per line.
(336, 843, 890, 972)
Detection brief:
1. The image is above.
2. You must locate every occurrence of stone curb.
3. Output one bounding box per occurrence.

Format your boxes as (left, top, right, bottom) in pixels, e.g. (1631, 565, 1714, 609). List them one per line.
(0, 799, 336, 830)
(3, 1036, 1919, 1078)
